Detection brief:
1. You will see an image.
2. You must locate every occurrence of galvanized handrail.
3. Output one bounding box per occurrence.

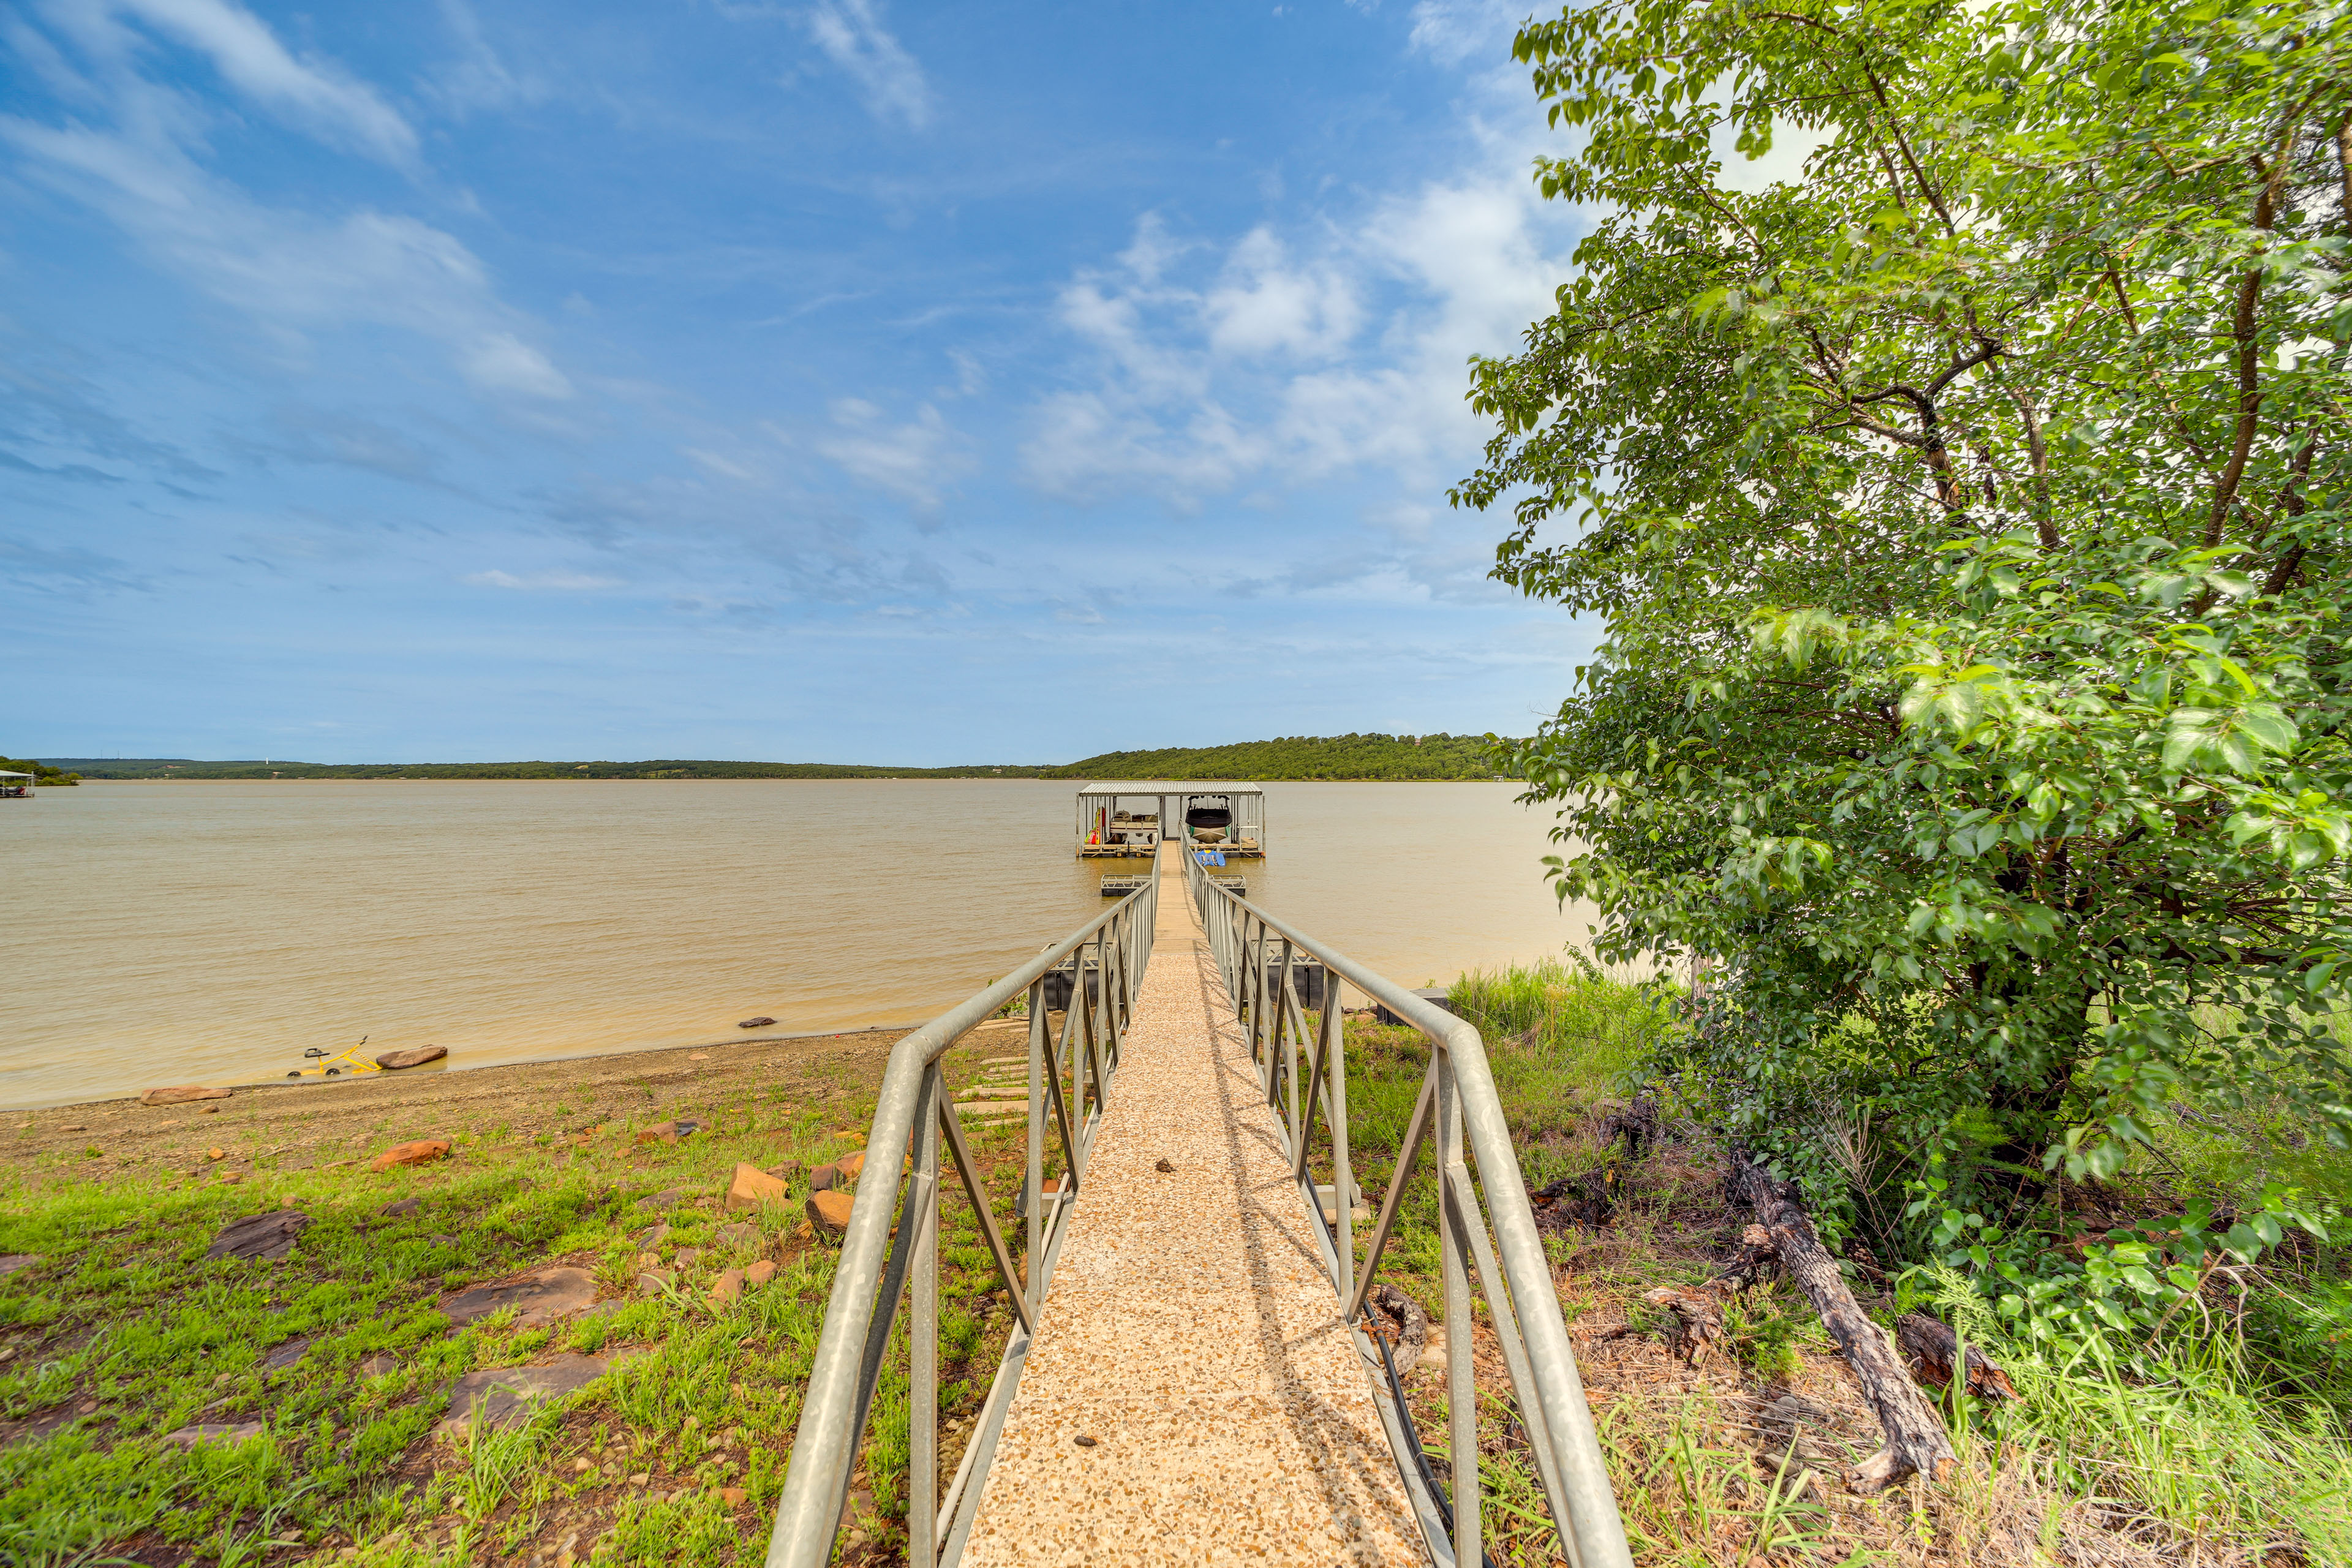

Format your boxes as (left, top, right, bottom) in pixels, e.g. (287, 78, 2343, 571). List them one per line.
(1184, 847, 1634, 1568)
(766, 858, 1158, 1568)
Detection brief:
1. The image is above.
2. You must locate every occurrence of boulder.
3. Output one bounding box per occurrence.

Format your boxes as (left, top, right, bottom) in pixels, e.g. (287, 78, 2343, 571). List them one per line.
(709, 1268, 744, 1305)
(725, 1163, 790, 1212)
(635, 1270, 671, 1297)
(807, 1190, 854, 1241)
(835, 1151, 867, 1182)
(162, 1421, 265, 1448)
(374, 1046, 448, 1071)
(381, 1197, 421, 1218)
(809, 1164, 841, 1193)
(439, 1266, 599, 1329)
(745, 1259, 777, 1287)
(140, 1085, 233, 1107)
(206, 1211, 312, 1262)
(370, 1140, 450, 1172)
(442, 1352, 629, 1437)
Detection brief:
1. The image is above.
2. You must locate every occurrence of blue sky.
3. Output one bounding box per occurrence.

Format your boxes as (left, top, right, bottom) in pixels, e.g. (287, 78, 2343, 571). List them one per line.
(2, 0, 1602, 764)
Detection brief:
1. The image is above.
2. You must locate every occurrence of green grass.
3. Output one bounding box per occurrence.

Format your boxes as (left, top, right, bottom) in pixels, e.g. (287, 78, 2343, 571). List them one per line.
(0, 1048, 1044, 1568)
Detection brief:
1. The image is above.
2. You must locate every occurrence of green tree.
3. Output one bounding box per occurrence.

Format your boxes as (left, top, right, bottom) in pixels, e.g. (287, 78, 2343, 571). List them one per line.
(1460, 0, 2352, 1238)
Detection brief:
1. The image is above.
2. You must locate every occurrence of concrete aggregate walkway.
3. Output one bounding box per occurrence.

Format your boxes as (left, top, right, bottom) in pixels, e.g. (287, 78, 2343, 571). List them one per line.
(962, 850, 1421, 1567)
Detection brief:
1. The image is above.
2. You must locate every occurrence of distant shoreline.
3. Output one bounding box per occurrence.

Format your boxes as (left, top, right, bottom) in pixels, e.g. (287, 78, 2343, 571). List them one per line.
(40, 733, 1520, 783)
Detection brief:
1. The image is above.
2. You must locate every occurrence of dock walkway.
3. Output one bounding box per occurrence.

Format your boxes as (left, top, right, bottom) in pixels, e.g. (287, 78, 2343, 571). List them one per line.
(961, 846, 1420, 1566)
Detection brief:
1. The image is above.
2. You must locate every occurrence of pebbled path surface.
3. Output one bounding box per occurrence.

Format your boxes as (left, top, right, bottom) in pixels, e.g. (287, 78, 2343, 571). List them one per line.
(962, 846, 1421, 1567)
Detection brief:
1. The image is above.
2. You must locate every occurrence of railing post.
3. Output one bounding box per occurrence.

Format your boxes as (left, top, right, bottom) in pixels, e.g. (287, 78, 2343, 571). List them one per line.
(1438, 1055, 1480, 1568)
(909, 1065, 941, 1567)
(1278, 940, 1298, 1147)
(1027, 976, 1046, 1318)
(1325, 980, 1353, 1297)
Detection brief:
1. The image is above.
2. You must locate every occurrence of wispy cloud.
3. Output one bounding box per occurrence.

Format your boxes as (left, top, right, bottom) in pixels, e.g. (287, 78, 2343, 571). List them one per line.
(815, 398, 963, 508)
(799, 0, 932, 130)
(421, 0, 546, 116)
(0, 12, 573, 410)
(81, 0, 420, 165)
(464, 568, 623, 591)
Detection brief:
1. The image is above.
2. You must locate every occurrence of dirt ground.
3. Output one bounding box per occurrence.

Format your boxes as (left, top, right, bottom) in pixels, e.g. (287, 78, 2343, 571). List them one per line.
(1, 1023, 1042, 1193)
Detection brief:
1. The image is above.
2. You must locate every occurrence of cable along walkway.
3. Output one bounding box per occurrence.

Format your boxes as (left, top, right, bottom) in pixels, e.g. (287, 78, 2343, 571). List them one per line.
(960, 856, 1419, 1565)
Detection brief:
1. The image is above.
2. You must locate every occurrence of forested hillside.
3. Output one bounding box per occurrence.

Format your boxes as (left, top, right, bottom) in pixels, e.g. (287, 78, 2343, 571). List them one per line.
(1052, 733, 1511, 780)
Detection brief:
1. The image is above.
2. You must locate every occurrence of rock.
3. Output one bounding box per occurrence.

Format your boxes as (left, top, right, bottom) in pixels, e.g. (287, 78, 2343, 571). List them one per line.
(216, 1170, 245, 1185)
(369, 1140, 450, 1172)
(439, 1267, 599, 1328)
(710, 1222, 763, 1251)
(737, 1017, 776, 1029)
(635, 1271, 671, 1297)
(359, 1353, 399, 1377)
(1362, 1283, 1430, 1377)
(633, 1222, 670, 1250)
(687, 1052, 710, 1061)
(374, 1046, 448, 1071)
(1155, 1158, 1175, 1174)
(807, 1190, 854, 1241)
(140, 1085, 233, 1107)
(725, 1163, 790, 1212)
(634, 1121, 703, 1146)
(442, 1352, 628, 1436)
(162, 1421, 265, 1448)
(835, 1151, 866, 1182)
(264, 1336, 312, 1370)
(709, 1268, 744, 1305)
(676, 1246, 703, 1268)
(833, 1130, 862, 1143)
(0, 1255, 44, 1279)
(205, 1147, 225, 1161)
(380, 1197, 421, 1218)
(745, 1259, 777, 1287)
(206, 1210, 312, 1262)
(764, 1159, 805, 1183)
(720, 1487, 749, 1509)
(636, 1189, 680, 1210)
(809, 1164, 841, 1193)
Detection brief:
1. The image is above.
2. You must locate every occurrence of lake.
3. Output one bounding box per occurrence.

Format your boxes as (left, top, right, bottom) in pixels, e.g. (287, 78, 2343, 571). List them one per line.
(1, 780, 1594, 1108)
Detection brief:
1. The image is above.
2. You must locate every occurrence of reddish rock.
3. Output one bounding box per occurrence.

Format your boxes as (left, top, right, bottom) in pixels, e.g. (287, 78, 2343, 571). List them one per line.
(140, 1085, 233, 1107)
(709, 1268, 744, 1305)
(809, 1163, 841, 1193)
(835, 1150, 867, 1182)
(720, 1486, 750, 1509)
(725, 1163, 790, 1212)
(374, 1046, 448, 1071)
(370, 1139, 450, 1172)
(745, 1259, 777, 1287)
(807, 1189, 854, 1240)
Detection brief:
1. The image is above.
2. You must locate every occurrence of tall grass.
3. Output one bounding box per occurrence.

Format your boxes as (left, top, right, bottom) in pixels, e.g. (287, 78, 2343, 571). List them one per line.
(1447, 957, 1678, 1102)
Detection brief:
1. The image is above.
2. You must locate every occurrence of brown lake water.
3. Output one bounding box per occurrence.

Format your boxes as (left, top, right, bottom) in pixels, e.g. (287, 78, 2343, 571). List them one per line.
(1, 780, 1594, 1108)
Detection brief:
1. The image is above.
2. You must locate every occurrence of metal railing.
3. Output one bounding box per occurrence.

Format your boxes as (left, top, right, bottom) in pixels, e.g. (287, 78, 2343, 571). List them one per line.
(766, 858, 1159, 1568)
(1185, 848, 1634, 1568)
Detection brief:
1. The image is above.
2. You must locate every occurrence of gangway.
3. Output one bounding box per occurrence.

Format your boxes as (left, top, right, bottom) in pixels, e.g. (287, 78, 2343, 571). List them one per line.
(768, 843, 1630, 1568)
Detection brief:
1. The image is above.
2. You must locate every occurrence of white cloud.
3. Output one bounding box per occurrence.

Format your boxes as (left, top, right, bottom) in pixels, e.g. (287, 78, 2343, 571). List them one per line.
(1406, 0, 1523, 68)
(1020, 149, 1574, 507)
(816, 398, 963, 507)
(96, 0, 419, 164)
(465, 569, 623, 590)
(423, 0, 546, 116)
(801, 0, 931, 130)
(1, 12, 575, 410)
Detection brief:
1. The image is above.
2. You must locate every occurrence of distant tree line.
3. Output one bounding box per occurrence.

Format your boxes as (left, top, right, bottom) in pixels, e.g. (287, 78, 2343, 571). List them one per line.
(42, 736, 1517, 782)
(0, 755, 78, 785)
(1047, 734, 1517, 781)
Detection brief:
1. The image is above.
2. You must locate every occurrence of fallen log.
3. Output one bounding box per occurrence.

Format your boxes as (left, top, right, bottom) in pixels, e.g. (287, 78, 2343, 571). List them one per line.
(1728, 1150, 1955, 1491)
(1896, 1312, 2018, 1401)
